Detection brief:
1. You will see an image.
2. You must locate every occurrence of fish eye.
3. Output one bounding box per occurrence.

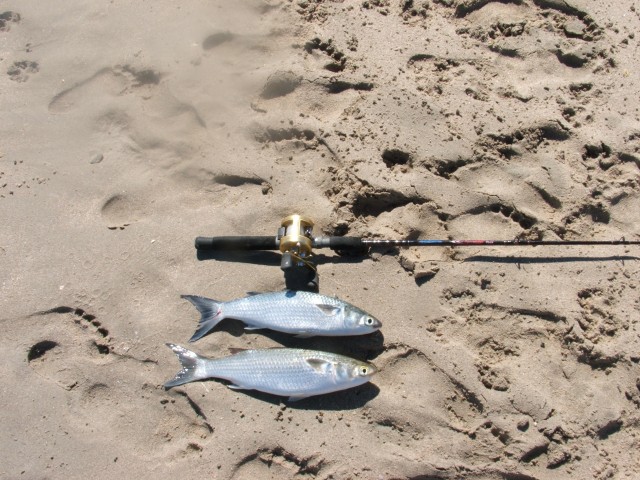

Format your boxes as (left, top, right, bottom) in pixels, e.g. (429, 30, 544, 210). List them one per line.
(360, 367, 368, 375)
(366, 318, 373, 325)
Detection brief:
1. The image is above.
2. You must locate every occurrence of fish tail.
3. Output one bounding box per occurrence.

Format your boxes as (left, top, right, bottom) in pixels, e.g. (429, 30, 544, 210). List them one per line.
(181, 295, 224, 342)
(164, 343, 209, 389)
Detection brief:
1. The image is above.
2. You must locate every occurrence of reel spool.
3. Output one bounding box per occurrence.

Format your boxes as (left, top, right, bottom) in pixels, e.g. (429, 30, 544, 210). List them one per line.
(277, 215, 318, 291)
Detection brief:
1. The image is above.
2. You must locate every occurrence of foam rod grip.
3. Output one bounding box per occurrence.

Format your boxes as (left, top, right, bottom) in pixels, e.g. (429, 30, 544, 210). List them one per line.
(313, 236, 365, 250)
(327, 237, 364, 250)
(195, 236, 279, 251)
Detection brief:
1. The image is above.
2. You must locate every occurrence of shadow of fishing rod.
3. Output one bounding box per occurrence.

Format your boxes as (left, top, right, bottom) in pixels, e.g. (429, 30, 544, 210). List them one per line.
(198, 249, 640, 266)
(196, 249, 366, 266)
(463, 255, 640, 264)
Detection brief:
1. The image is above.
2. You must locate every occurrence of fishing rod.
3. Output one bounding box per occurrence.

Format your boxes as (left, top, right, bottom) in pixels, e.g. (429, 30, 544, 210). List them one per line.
(195, 214, 640, 291)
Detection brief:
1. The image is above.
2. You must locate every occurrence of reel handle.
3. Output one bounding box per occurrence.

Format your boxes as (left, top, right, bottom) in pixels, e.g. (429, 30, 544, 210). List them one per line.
(195, 236, 279, 251)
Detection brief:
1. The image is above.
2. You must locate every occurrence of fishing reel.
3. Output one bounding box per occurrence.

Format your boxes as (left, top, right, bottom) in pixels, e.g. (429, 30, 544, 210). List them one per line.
(277, 215, 318, 291)
(277, 215, 315, 269)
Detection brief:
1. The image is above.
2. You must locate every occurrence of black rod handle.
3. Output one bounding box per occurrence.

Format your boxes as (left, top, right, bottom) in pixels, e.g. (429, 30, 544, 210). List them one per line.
(313, 236, 365, 250)
(195, 236, 279, 251)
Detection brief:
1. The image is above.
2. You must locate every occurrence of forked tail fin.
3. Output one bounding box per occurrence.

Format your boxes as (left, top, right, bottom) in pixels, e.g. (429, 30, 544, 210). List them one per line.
(164, 343, 209, 389)
(181, 295, 223, 342)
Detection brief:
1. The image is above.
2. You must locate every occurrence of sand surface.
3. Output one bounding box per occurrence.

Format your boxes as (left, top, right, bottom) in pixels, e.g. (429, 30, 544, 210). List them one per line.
(1, 0, 640, 478)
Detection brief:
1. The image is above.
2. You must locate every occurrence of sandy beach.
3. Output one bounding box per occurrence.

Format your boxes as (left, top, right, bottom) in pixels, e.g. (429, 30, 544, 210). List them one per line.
(1, 1, 639, 478)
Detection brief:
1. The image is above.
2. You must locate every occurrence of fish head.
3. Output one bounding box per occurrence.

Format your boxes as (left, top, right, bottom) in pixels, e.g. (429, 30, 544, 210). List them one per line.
(334, 357, 378, 381)
(349, 360, 378, 381)
(343, 306, 383, 334)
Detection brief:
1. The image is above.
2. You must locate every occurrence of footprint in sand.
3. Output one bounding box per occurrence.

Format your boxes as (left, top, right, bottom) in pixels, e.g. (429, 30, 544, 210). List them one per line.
(416, 0, 604, 63)
(304, 37, 347, 73)
(202, 31, 235, 50)
(259, 71, 302, 100)
(48, 65, 161, 114)
(27, 306, 112, 391)
(231, 446, 324, 480)
(7, 60, 39, 83)
(49, 62, 206, 163)
(252, 35, 373, 121)
(23, 306, 212, 452)
(0, 11, 20, 32)
(49, 62, 213, 229)
(100, 193, 144, 230)
(371, 343, 485, 435)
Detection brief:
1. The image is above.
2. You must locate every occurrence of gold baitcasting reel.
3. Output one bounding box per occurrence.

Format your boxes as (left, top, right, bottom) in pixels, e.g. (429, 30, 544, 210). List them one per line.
(277, 214, 315, 271)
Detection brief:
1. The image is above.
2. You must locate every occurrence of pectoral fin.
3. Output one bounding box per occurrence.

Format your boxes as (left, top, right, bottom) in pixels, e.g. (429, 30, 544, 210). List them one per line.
(305, 358, 333, 374)
(315, 304, 341, 316)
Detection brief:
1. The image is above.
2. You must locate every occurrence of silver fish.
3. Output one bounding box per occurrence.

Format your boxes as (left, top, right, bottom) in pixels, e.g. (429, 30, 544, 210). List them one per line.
(182, 290, 382, 341)
(164, 343, 378, 401)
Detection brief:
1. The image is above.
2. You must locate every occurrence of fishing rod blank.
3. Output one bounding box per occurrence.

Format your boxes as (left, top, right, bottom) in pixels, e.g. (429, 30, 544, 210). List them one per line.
(359, 238, 640, 248)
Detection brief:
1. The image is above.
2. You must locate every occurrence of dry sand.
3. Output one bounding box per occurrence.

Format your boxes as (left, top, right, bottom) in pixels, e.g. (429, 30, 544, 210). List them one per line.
(1, 0, 640, 478)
